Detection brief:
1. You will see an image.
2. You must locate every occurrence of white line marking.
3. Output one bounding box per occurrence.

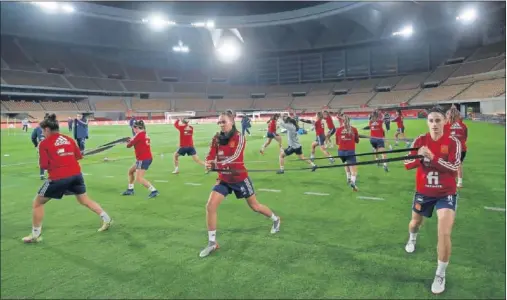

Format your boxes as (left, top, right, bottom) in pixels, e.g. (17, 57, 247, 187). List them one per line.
(259, 189, 281, 193)
(83, 173, 92, 176)
(304, 192, 330, 196)
(155, 180, 169, 183)
(105, 175, 115, 178)
(185, 183, 202, 186)
(357, 196, 385, 201)
(3, 154, 10, 157)
(484, 206, 506, 212)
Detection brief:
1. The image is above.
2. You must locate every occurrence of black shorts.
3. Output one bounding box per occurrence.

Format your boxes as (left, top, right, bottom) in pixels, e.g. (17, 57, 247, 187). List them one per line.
(460, 151, 467, 163)
(177, 147, 197, 156)
(38, 174, 86, 200)
(284, 146, 303, 156)
(384, 122, 390, 131)
(412, 192, 458, 218)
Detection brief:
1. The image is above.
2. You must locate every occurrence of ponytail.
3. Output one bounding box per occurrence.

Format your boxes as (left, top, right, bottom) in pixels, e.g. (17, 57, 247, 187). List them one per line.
(343, 115, 352, 133)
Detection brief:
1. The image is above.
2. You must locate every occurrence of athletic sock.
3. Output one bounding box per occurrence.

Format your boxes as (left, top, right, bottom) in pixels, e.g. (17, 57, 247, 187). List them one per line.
(208, 230, 216, 242)
(100, 211, 111, 222)
(346, 172, 351, 180)
(436, 260, 449, 277)
(351, 175, 356, 184)
(270, 213, 278, 221)
(128, 184, 134, 190)
(148, 185, 157, 192)
(32, 226, 42, 238)
(409, 232, 418, 242)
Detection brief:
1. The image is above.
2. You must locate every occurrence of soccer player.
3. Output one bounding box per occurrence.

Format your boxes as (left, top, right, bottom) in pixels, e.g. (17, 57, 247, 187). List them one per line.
(122, 120, 159, 198)
(260, 114, 282, 155)
(393, 109, 408, 147)
(129, 116, 136, 136)
(276, 116, 317, 174)
(200, 110, 281, 258)
(73, 113, 88, 154)
(22, 117, 29, 132)
(323, 110, 336, 149)
(403, 106, 461, 294)
(31, 124, 46, 180)
(336, 115, 360, 191)
(301, 112, 335, 164)
(445, 107, 468, 188)
(172, 118, 204, 174)
(241, 115, 252, 136)
(67, 117, 73, 132)
(367, 111, 389, 172)
(383, 110, 391, 132)
(22, 114, 112, 243)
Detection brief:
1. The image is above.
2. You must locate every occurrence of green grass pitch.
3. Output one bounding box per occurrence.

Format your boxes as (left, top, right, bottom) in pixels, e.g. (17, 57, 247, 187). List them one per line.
(1, 119, 505, 299)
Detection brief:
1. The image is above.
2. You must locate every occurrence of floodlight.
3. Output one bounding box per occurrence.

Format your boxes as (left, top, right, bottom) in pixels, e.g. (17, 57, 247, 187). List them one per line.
(216, 38, 242, 64)
(172, 41, 190, 53)
(456, 9, 477, 23)
(392, 25, 413, 37)
(143, 15, 175, 31)
(32, 2, 59, 13)
(61, 3, 74, 13)
(206, 20, 215, 29)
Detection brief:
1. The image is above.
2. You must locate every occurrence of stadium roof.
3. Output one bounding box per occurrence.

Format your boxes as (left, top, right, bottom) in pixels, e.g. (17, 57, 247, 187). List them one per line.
(97, 1, 329, 16)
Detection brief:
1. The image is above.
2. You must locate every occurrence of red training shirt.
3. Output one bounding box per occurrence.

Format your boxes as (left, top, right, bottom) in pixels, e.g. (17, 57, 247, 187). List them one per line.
(393, 115, 404, 129)
(174, 120, 194, 147)
(268, 119, 277, 133)
(404, 133, 461, 197)
(38, 133, 82, 180)
(315, 119, 325, 136)
(325, 116, 335, 130)
(336, 126, 359, 151)
(444, 121, 468, 151)
(206, 131, 247, 183)
(127, 131, 153, 161)
(369, 120, 385, 138)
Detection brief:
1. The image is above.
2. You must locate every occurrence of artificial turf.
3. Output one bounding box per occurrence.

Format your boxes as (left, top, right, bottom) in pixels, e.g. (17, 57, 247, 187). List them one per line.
(1, 119, 505, 299)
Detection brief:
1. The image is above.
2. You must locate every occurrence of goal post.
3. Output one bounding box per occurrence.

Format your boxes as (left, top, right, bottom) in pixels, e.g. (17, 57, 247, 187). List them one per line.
(164, 111, 196, 124)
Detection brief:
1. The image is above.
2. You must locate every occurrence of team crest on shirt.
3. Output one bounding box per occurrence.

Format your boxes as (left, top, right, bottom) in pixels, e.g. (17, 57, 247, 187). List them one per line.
(440, 145, 448, 154)
(414, 203, 421, 210)
(229, 140, 236, 148)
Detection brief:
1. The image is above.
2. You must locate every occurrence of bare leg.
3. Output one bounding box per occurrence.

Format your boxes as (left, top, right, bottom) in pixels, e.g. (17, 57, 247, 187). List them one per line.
(191, 155, 205, 166)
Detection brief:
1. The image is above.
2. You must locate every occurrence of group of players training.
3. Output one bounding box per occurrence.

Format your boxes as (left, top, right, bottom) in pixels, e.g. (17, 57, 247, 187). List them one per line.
(23, 104, 467, 295)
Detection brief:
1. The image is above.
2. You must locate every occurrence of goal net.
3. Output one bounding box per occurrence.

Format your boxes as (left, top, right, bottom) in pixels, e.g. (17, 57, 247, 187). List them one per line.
(164, 111, 196, 124)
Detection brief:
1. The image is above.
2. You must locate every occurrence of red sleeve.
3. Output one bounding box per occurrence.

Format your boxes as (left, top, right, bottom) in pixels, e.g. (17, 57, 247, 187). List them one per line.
(430, 137, 461, 174)
(220, 134, 245, 165)
(174, 120, 184, 130)
(354, 128, 359, 143)
(127, 133, 139, 148)
(206, 136, 218, 162)
(39, 142, 50, 170)
(73, 139, 83, 160)
(335, 128, 341, 144)
(404, 136, 423, 170)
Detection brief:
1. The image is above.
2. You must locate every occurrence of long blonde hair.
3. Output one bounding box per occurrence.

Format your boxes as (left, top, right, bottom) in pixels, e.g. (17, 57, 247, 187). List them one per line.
(342, 114, 352, 133)
(448, 107, 461, 124)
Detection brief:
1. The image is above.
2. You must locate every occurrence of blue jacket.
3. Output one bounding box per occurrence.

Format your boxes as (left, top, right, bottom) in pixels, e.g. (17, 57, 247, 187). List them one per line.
(74, 117, 89, 139)
(31, 127, 44, 147)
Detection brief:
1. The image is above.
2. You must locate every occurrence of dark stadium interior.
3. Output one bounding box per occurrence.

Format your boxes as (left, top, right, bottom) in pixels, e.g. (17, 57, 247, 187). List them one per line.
(0, 1, 505, 120)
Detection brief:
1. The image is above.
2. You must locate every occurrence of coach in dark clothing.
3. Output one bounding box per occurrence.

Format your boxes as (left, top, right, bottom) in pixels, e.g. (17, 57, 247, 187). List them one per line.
(129, 117, 136, 136)
(67, 117, 73, 132)
(74, 114, 88, 153)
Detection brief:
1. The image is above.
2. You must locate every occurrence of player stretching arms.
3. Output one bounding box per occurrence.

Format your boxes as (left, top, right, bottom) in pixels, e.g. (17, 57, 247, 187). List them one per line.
(31, 124, 46, 180)
(404, 106, 461, 294)
(172, 118, 204, 174)
(122, 120, 159, 198)
(22, 114, 112, 243)
(200, 110, 281, 258)
(277, 116, 317, 174)
(323, 111, 336, 149)
(393, 109, 408, 147)
(445, 107, 468, 188)
(367, 111, 389, 172)
(301, 112, 335, 164)
(336, 115, 360, 191)
(260, 114, 282, 155)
